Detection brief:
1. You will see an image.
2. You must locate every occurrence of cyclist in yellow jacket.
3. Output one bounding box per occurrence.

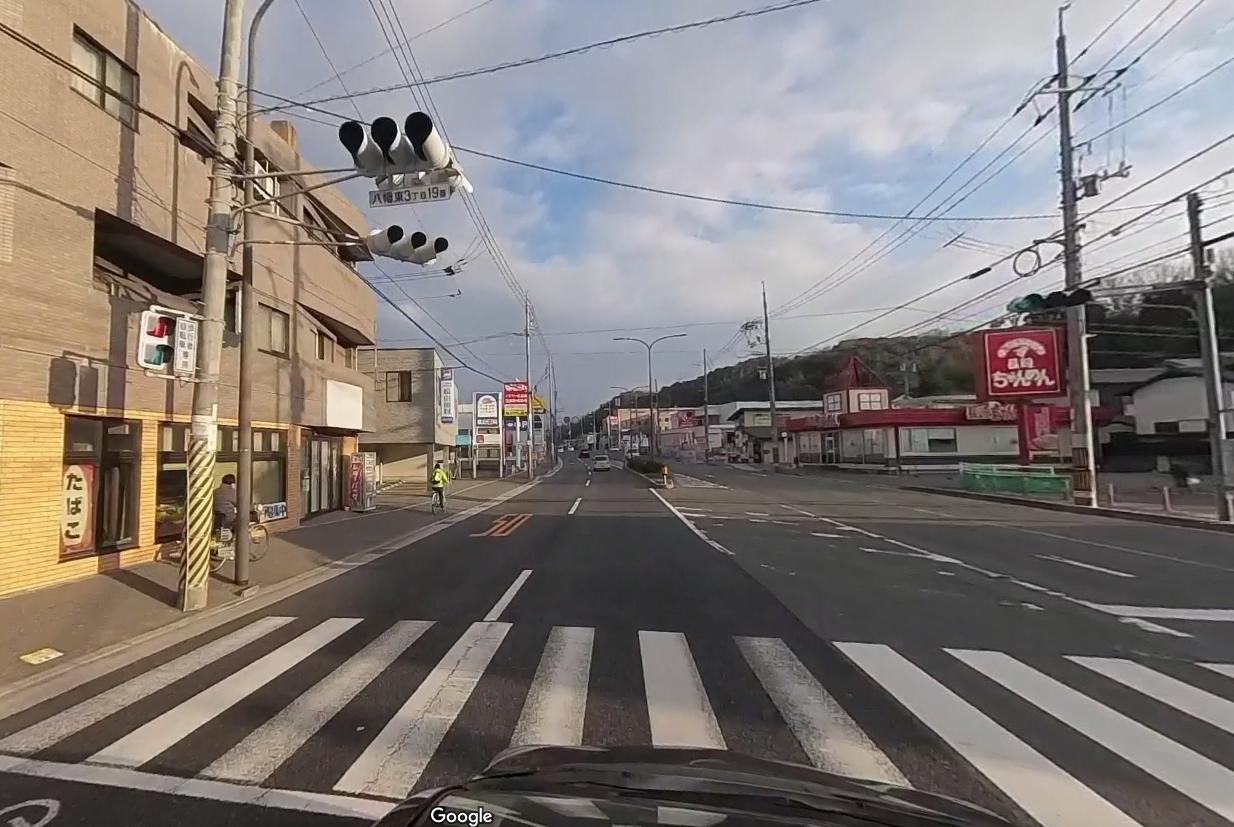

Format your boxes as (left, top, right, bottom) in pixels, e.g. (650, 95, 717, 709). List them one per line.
(431, 461, 450, 511)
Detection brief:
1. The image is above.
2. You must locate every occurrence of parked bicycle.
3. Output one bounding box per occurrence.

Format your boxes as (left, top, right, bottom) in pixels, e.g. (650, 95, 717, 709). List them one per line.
(175, 509, 268, 573)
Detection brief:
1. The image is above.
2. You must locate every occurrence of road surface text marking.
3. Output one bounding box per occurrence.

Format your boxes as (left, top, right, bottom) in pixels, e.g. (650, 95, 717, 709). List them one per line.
(737, 637, 906, 785)
(511, 626, 594, 747)
(568, 498, 582, 515)
(471, 514, 533, 538)
(639, 631, 725, 749)
(484, 570, 533, 622)
(839, 643, 1140, 827)
(1037, 555, 1135, 578)
(334, 621, 511, 800)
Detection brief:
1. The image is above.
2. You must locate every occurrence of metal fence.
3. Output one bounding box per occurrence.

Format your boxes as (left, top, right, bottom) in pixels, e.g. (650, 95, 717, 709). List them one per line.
(960, 463, 1072, 499)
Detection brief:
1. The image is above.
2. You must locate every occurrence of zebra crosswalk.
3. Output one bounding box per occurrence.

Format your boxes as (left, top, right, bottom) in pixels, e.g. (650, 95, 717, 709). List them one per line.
(2, 615, 1234, 826)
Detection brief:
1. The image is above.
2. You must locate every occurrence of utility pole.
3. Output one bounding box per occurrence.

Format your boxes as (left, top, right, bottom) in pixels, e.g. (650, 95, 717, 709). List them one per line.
(1056, 7, 1098, 507)
(525, 296, 533, 480)
(181, 0, 245, 612)
(703, 348, 711, 464)
(1188, 193, 1232, 521)
(235, 0, 276, 587)
(762, 281, 778, 464)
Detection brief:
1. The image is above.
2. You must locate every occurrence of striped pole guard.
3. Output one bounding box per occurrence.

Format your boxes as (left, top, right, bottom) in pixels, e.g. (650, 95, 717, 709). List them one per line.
(179, 435, 215, 611)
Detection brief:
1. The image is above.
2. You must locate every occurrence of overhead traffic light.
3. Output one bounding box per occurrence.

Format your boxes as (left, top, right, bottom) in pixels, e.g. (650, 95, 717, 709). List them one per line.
(365, 225, 449, 266)
(338, 112, 473, 193)
(1006, 288, 1094, 314)
(137, 308, 199, 377)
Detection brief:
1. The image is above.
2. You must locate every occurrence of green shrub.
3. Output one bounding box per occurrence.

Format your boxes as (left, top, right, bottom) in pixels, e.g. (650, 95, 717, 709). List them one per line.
(627, 456, 670, 475)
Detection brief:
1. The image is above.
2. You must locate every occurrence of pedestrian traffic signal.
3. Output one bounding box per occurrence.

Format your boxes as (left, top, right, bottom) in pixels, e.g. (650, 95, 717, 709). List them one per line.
(137, 308, 199, 377)
(365, 225, 449, 266)
(338, 113, 472, 192)
(1006, 288, 1093, 314)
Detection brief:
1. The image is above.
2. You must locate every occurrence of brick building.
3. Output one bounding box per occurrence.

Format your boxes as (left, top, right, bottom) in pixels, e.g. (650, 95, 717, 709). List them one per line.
(359, 348, 458, 486)
(0, 0, 377, 596)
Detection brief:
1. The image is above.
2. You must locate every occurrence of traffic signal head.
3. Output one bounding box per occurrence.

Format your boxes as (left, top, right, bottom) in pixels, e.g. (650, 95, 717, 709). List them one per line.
(339, 112, 456, 176)
(137, 308, 198, 376)
(1007, 288, 1093, 314)
(367, 225, 449, 266)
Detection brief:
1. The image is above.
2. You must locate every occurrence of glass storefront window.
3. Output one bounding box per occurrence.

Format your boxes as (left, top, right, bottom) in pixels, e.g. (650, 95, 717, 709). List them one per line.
(62, 415, 140, 556)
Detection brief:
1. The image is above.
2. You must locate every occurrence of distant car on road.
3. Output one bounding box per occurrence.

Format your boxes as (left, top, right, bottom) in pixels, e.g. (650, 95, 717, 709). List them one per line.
(592, 455, 611, 471)
(579, 449, 591, 459)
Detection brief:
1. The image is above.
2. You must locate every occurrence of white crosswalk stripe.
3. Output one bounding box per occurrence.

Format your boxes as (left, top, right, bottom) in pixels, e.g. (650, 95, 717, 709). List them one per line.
(3, 614, 1234, 827)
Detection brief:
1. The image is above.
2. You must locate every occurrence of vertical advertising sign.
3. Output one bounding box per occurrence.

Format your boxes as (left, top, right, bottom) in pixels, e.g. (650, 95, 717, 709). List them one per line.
(439, 367, 456, 424)
(503, 381, 530, 417)
(974, 328, 1065, 400)
(61, 463, 95, 554)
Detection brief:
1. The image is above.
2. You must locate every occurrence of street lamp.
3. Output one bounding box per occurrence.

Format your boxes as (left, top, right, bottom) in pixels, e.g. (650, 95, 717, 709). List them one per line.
(613, 334, 686, 457)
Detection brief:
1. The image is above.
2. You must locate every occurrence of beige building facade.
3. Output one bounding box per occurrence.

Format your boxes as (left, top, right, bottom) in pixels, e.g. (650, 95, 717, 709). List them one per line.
(0, 0, 377, 596)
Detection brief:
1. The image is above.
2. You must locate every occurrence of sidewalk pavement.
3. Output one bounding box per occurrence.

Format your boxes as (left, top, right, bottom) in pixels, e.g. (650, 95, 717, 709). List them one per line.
(0, 476, 524, 688)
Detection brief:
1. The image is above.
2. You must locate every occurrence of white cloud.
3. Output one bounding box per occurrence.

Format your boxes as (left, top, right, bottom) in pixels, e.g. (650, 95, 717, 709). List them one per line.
(134, 0, 1234, 411)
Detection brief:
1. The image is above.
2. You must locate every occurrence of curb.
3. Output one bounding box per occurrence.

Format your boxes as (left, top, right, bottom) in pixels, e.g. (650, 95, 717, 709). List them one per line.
(904, 485, 1234, 534)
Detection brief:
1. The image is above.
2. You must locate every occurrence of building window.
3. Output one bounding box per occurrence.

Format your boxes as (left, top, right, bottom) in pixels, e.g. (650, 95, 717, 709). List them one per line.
(343, 346, 356, 369)
(155, 424, 287, 541)
(386, 371, 413, 402)
(62, 416, 140, 556)
(261, 304, 289, 356)
(856, 391, 884, 411)
(70, 30, 138, 128)
(905, 427, 959, 454)
(1154, 421, 1181, 434)
(253, 155, 294, 218)
(315, 328, 335, 362)
(825, 393, 843, 413)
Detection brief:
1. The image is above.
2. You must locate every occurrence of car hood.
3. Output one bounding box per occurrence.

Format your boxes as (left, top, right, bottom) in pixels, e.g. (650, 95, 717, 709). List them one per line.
(373, 746, 1012, 827)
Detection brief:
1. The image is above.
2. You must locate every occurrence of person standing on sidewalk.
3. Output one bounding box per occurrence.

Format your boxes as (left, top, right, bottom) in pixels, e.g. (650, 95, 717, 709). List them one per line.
(431, 461, 450, 510)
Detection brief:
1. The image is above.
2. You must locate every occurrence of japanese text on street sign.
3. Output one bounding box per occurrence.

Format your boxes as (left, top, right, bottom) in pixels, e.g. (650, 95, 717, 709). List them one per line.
(503, 382, 530, 417)
(368, 183, 452, 208)
(440, 368, 456, 424)
(475, 393, 501, 426)
(981, 328, 1063, 399)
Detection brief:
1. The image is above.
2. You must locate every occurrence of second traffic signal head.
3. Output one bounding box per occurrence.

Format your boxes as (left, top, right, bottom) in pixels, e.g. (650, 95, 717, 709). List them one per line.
(365, 225, 449, 266)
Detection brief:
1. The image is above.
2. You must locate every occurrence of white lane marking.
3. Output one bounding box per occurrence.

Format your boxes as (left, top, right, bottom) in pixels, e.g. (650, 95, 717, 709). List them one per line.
(1006, 524, 1234, 574)
(860, 547, 926, 558)
(748, 519, 767, 524)
(484, 569, 532, 621)
(838, 643, 1140, 827)
(568, 498, 582, 515)
(1070, 656, 1234, 735)
(781, 505, 816, 518)
(1037, 555, 1135, 579)
(0, 616, 295, 755)
(745, 512, 770, 517)
(1082, 605, 1234, 622)
(639, 631, 725, 749)
(89, 618, 360, 769)
(511, 626, 594, 746)
(335, 621, 511, 799)
(951, 648, 1234, 823)
(736, 637, 907, 785)
(811, 532, 843, 539)
(585, 479, 591, 487)
(200, 621, 434, 784)
(1118, 618, 1192, 638)
(649, 489, 735, 557)
(0, 753, 392, 821)
(1202, 663, 1234, 679)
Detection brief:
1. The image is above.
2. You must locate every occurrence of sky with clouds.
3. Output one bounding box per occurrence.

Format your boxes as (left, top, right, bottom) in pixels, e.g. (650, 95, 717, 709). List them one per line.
(136, 0, 1234, 416)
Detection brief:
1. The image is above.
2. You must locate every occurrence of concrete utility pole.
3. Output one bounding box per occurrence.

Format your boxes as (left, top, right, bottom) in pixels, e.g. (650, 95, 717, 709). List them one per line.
(1056, 7, 1098, 507)
(235, 0, 278, 586)
(762, 281, 778, 463)
(703, 348, 711, 464)
(525, 295, 533, 480)
(181, 0, 245, 612)
(1188, 193, 1232, 521)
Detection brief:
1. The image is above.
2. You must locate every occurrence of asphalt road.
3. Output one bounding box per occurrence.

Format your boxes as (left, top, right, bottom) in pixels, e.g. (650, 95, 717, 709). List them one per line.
(2, 456, 1233, 827)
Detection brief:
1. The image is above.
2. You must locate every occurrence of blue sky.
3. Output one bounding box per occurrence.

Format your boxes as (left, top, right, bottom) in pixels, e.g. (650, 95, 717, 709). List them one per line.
(137, 0, 1234, 414)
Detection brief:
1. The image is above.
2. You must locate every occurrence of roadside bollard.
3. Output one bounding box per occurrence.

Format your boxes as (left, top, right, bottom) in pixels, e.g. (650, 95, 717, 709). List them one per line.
(1161, 486, 1172, 513)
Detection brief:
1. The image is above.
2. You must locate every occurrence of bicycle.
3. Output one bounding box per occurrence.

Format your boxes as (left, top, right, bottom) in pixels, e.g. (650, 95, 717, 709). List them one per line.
(430, 488, 445, 515)
(175, 511, 269, 573)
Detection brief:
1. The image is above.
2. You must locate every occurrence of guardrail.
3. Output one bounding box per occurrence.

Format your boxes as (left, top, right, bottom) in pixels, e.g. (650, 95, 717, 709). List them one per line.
(959, 463, 1072, 499)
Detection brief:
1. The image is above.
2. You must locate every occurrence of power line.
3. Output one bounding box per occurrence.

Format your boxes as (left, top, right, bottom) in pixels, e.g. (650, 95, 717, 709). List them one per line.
(251, 0, 827, 115)
(1074, 0, 1148, 63)
(295, 0, 503, 98)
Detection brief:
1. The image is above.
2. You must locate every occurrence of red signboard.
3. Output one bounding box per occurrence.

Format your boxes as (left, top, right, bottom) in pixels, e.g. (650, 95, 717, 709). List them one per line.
(1018, 403, 1059, 460)
(503, 382, 530, 417)
(976, 328, 1065, 400)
